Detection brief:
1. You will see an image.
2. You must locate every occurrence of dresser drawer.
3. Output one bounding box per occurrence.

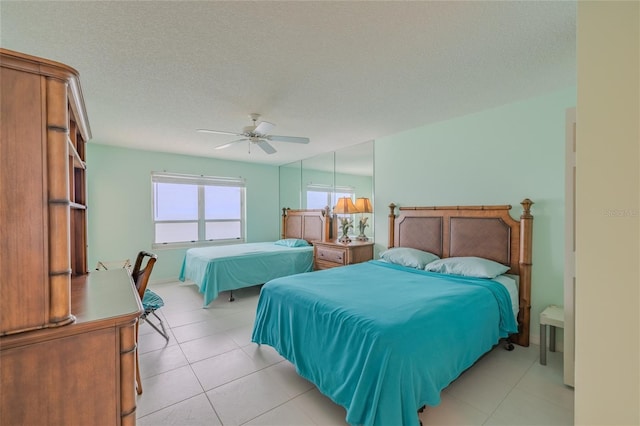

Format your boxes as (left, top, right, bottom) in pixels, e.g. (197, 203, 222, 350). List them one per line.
(315, 246, 346, 265)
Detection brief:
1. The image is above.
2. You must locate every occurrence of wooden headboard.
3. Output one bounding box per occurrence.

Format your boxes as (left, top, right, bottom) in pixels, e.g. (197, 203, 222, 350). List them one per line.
(281, 208, 332, 243)
(388, 199, 534, 347)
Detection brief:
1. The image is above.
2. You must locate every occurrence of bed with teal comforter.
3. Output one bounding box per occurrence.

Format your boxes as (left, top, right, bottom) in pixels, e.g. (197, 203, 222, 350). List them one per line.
(251, 260, 517, 426)
(179, 242, 313, 306)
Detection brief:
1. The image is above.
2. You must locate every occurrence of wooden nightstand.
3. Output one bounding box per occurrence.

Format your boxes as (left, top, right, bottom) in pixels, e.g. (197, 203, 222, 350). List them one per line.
(314, 240, 374, 270)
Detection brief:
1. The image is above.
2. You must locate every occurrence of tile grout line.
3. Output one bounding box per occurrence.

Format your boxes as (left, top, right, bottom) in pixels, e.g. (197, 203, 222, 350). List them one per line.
(481, 354, 538, 425)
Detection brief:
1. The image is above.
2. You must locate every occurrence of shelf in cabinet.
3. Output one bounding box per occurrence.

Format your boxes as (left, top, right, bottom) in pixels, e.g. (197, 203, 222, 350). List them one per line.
(67, 136, 86, 169)
(70, 202, 87, 210)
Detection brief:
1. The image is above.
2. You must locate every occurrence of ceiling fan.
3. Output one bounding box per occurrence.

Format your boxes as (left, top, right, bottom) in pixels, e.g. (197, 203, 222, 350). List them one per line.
(197, 113, 310, 155)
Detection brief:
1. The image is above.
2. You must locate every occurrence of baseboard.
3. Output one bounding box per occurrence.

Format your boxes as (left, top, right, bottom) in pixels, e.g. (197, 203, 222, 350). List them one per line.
(529, 332, 540, 346)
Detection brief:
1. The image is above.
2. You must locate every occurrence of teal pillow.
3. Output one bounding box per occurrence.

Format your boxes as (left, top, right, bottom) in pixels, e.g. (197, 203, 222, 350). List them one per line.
(274, 238, 310, 247)
(425, 256, 509, 279)
(380, 247, 440, 269)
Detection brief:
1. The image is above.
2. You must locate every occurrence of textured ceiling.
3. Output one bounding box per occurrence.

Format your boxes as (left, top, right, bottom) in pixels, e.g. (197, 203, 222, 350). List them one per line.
(1, 1, 576, 167)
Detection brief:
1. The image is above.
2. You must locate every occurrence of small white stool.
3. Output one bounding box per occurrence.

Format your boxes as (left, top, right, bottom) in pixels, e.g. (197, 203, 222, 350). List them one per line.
(539, 305, 564, 365)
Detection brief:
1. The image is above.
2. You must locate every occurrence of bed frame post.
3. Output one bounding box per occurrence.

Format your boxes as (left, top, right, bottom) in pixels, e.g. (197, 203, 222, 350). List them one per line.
(323, 206, 331, 242)
(388, 203, 396, 249)
(516, 198, 534, 347)
(281, 207, 289, 240)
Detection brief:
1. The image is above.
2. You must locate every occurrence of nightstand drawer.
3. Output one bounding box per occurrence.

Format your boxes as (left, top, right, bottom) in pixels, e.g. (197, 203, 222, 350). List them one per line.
(315, 246, 346, 265)
(313, 240, 374, 270)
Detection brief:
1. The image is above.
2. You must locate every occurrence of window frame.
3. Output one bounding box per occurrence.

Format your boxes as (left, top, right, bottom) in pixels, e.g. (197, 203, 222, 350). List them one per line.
(151, 172, 246, 249)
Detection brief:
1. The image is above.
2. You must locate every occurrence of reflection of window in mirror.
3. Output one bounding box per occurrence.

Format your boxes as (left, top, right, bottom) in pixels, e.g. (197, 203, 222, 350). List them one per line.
(302, 152, 335, 210)
(306, 184, 354, 210)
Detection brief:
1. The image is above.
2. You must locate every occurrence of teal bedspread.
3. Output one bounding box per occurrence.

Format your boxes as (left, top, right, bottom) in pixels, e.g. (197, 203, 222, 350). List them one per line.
(252, 260, 518, 426)
(179, 242, 313, 306)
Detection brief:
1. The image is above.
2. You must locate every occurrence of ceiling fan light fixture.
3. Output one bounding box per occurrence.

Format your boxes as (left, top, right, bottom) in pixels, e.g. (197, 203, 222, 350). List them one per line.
(198, 113, 309, 155)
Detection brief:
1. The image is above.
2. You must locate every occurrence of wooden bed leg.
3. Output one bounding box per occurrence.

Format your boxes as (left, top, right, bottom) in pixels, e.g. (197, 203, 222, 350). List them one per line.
(418, 405, 426, 426)
(229, 291, 235, 302)
(504, 338, 515, 351)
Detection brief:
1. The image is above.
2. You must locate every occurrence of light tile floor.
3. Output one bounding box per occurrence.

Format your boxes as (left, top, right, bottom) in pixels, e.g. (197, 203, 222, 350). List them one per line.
(136, 282, 574, 426)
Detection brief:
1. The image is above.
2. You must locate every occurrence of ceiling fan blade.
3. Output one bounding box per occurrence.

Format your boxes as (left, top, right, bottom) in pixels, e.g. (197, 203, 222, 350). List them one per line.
(254, 121, 275, 135)
(268, 135, 310, 144)
(197, 129, 243, 136)
(214, 139, 247, 150)
(256, 140, 277, 155)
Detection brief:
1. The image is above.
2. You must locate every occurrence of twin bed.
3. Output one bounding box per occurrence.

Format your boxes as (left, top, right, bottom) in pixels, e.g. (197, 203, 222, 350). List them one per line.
(179, 208, 332, 305)
(251, 200, 534, 426)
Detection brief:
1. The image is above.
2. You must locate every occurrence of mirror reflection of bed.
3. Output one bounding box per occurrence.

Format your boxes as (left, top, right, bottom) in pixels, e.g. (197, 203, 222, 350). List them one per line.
(252, 199, 533, 426)
(179, 208, 332, 306)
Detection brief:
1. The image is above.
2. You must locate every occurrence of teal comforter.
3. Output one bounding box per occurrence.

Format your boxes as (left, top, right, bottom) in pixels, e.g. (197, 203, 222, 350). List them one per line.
(252, 260, 517, 426)
(179, 242, 313, 306)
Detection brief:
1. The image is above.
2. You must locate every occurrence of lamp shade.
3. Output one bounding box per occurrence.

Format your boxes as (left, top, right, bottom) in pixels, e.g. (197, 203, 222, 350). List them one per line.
(334, 197, 359, 214)
(355, 197, 373, 213)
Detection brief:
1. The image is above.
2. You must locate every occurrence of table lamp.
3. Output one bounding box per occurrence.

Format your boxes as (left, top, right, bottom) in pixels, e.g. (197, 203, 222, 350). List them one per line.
(354, 197, 373, 241)
(333, 197, 358, 243)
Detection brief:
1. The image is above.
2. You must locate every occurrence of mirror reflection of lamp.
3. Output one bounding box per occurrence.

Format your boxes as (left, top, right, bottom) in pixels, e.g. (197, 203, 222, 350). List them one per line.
(333, 197, 358, 243)
(354, 197, 373, 241)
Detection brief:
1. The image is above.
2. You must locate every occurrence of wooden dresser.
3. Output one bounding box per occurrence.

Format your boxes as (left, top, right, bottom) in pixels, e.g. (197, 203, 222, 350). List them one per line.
(314, 240, 374, 270)
(0, 49, 143, 425)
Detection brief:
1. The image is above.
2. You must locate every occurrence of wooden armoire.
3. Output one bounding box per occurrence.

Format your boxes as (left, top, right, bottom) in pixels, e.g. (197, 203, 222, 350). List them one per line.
(0, 49, 143, 425)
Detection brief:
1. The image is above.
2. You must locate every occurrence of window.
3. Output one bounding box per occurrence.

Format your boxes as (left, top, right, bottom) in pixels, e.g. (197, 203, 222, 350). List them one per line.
(152, 172, 245, 248)
(306, 184, 354, 210)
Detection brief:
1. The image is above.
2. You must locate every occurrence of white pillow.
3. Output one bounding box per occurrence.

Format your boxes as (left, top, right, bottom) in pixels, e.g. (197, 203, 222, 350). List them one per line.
(380, 247, 440, 269)
(425, 256, 509, 279)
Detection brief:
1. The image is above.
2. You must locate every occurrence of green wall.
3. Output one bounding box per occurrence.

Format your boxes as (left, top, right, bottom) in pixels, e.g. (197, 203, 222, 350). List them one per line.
(374, 87, 576, 344)
(86, 144, 279, 281)
(279, 162, 302, 211)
